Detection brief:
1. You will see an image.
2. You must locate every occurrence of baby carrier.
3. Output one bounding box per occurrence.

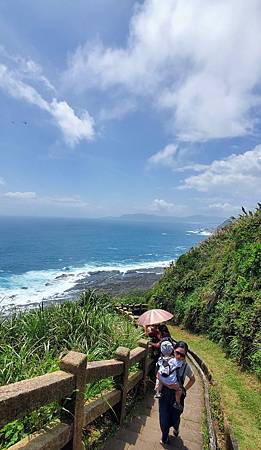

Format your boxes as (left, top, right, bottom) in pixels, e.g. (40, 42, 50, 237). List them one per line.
(158, 356, 178, 378)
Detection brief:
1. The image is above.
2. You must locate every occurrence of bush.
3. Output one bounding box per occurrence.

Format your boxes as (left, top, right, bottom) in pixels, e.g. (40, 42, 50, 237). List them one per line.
(0, 290, 142, 448)
(150, 208, 261, 378)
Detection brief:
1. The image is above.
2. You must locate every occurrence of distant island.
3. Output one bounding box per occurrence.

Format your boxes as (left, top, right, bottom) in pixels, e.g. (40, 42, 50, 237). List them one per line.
(109, 213, 226, 224)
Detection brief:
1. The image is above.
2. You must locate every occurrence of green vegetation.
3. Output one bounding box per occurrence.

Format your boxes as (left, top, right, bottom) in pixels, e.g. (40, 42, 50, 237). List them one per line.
(169, 325, 261, 450)
(150, 208, 261, 377)
(1, 208, 260, 448)
(0, 291, 142, 449)
(201, 410, 210, 450)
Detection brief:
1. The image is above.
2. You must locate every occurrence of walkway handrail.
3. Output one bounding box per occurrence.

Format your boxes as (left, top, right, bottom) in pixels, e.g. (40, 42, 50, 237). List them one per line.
(0, 339, 153, 450)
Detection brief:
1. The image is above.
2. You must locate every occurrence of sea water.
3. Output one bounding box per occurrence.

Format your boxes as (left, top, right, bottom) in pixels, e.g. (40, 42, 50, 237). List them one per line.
(0, 216, 212, 308)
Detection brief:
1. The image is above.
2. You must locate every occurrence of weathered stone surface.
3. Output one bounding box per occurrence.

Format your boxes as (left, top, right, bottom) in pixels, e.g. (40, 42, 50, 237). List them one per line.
(181, 418, 203, 432)
(115, 347, 131, 361)
(86, 359, 124, 383)
(60, 351, 87, 450)
(84, 389, 121, 426)
(129, 347, 146, 365)
(0, 371, 75, 429)
(103, 438, 131, 450)
(8, 422, 72, 450)
(127, 370, 143, 393)
(59, 351, 86, 375)
(116, 429, 139, 445)
(103, 360, 205, 450)
(114, 347, 130, 425)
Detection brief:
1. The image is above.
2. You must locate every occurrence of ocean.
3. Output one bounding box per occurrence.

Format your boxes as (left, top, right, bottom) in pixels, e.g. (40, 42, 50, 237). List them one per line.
(0, 216, 213, 309)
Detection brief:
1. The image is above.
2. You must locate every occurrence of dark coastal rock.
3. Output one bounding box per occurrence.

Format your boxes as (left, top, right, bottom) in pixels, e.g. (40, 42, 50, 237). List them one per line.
(62, 268, 163, 298)
(2, 266, 166, 315)
(90, 270, 120, 276)
(55, 273, 74, 280)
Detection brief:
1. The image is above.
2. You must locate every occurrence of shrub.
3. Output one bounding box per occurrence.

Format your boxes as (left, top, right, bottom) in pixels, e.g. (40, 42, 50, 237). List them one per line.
(150, 208, 261, 377)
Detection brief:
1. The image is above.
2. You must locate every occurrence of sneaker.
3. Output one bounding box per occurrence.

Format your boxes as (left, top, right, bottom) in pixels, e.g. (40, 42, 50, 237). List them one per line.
(173, 401, 184, 412)
(154, 392, 162, 399)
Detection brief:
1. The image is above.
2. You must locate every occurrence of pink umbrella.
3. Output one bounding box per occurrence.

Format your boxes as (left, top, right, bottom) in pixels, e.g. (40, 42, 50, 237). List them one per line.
(138, 309, 173, 326)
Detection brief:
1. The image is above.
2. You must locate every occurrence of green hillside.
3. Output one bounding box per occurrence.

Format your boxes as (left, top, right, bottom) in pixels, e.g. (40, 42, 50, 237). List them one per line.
(150, 207, 261, 377)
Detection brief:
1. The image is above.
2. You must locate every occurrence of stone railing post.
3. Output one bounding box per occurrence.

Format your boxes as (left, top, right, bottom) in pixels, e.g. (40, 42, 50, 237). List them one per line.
(60, 351, 87, 450)
(138, 339, 149, 395)
(113, 346, 130, 425)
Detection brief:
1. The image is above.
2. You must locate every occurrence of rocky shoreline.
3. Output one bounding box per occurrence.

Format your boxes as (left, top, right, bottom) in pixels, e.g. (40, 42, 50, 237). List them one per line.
(65, 267, 164, 297)
(2, 266, 165, 314)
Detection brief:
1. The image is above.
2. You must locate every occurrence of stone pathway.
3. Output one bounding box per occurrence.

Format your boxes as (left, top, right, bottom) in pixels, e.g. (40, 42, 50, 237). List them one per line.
(103, 362, 204, 449)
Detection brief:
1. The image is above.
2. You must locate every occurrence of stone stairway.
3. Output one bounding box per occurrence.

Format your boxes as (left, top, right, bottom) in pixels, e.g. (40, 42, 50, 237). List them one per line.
(103, 362, 204, 449)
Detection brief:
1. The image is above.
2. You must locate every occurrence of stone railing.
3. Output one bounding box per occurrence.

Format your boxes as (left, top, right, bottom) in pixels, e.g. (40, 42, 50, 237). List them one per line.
(114, 303, 148, 323)
(0, 339, 154, 450)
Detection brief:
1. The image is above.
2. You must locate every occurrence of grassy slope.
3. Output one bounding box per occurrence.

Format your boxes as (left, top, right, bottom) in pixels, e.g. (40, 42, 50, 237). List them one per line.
(169, 325, 261, 450)
(0, 291, 142, 449)
(150, 208, 261, 377)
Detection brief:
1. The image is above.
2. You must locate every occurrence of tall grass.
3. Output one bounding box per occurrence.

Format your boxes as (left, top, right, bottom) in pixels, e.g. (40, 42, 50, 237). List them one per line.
(0, 291, 142, 448)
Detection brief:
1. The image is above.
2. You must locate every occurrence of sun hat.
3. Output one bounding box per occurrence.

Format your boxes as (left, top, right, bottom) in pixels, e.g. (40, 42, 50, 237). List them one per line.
(160, 340, 174, 355)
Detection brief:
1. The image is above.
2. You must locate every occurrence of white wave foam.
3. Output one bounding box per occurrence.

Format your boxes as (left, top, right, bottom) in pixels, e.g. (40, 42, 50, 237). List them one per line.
(0, 259, 173, 309)
(186, 229, 213, 236)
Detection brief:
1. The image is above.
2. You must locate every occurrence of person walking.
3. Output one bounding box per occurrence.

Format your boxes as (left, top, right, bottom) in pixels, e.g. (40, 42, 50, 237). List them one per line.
(158, 341, 195, 446)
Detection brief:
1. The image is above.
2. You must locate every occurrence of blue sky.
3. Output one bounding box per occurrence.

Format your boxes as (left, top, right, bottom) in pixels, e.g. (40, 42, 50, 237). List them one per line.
(0, 0, 261, 218)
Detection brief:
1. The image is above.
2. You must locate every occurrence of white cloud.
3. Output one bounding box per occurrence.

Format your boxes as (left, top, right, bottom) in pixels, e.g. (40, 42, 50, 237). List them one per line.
(0, 63, 95, 146)
(209, 202, 231, 210)
(0, 177, 5, 185)
(152, 198, 174, 212)
(0, 46, 56, 92)
(148, 144, 178, 169)
(46, 195, 88, 208)
(208, 202, 238, 213)
(64, 0, 261, 142)
(179, 145, 261, 193)
(4, 191, 37, 199)
(3, 191, 89, 208)
(50, 100, 94, 146)
(0, 64, 49, 110)
(176, 164, 209, 173)
(147, 143, 209, 172)
(98, 99, 137, 122)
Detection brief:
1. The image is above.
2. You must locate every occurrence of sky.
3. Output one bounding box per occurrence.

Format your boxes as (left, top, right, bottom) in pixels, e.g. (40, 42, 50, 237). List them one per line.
(0, 0, 261, 218)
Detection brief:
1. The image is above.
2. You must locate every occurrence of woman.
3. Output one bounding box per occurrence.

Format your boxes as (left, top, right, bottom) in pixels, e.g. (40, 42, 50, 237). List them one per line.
(150, 324, 174, 361)
(144, 324, 160, 342)
(158, 341, 195, 446)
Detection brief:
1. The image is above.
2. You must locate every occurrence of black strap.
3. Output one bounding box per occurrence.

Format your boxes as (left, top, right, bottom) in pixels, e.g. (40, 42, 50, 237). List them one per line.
(176, 362, 187, 386)
(168, 365, 180, 376)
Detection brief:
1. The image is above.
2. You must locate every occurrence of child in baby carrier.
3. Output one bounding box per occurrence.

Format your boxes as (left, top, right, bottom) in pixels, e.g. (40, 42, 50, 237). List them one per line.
(154, 340, 183, 411)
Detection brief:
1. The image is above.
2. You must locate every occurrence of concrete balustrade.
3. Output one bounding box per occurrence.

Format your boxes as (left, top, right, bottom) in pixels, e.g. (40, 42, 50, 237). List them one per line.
(115, 303, 148, 324)
(0, 371, 75, 429)
(1, 340, 152, 450)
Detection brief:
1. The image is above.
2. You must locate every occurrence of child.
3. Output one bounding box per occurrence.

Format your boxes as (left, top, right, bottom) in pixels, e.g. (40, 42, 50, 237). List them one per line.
(154, 340, 183, 411)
